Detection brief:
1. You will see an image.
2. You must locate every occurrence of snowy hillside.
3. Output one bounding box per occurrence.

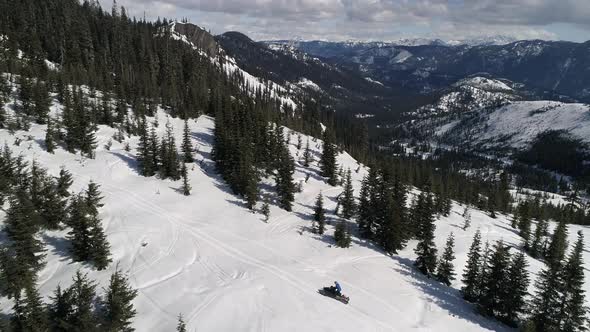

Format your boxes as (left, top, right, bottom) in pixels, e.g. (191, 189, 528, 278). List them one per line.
(408, 77, 520, 119)
(169, 22, 298, 111)
(1, 93, 590, 331)
(404, 76, 590, 152)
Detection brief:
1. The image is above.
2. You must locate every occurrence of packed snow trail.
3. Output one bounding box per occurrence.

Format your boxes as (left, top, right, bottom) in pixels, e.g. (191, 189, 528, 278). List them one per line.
(3, 109, 589, 331)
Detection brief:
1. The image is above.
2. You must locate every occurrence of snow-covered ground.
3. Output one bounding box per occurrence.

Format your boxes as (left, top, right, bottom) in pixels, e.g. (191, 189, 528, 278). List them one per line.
(479, 101, 590, 148)
(1, 103, 589, 331)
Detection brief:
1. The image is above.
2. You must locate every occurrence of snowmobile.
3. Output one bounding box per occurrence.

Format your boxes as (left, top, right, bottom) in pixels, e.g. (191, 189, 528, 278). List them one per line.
(318, 286, 350, 304)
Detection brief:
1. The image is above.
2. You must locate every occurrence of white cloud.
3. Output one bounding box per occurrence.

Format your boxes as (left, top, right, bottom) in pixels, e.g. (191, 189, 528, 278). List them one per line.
(102, 0, 590, 42)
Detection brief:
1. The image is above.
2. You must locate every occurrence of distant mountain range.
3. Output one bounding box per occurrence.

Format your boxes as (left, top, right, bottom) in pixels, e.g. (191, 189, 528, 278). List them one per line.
(266, 35, 519, 48)
(266, 39, 590, 103)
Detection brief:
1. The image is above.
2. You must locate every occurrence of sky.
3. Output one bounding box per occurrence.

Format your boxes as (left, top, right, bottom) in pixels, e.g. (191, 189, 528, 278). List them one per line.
(102, 0, 590, 42)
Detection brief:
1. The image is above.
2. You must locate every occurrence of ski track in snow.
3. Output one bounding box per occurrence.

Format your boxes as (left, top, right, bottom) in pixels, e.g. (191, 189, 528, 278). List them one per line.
(4, 105, 588, 331)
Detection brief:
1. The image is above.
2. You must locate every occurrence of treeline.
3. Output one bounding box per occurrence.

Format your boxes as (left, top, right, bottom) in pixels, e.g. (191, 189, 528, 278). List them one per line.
(461, 226, 587, 330)
(3, 267, 137, 332)
(0, 144, 126, 330)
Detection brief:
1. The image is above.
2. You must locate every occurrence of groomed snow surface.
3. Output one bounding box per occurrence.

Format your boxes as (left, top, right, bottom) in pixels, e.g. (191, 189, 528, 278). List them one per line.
(1, 106, 589, 331)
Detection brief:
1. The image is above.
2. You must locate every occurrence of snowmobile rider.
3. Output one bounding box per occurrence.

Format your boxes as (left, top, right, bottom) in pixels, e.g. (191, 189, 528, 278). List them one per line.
(333, 281, 342, 296)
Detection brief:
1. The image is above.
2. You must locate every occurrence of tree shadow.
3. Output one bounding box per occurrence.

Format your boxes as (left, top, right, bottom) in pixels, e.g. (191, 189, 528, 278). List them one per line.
(190, 128, 214, 147)
(109, 151, 140, 175)
(42, 233, 72, 262)
(390, 256, 510, 332)
(493, 223, 520, 237)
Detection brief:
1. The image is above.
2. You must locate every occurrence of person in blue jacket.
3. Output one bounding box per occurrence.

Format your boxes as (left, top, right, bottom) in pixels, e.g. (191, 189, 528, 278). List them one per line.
(334, 281, 342, 296)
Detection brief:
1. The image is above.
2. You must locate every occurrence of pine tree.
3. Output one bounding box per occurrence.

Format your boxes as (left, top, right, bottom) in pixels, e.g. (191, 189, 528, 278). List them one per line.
(89, 215, 111, 271)
(67, 196, 93, 263)
(48, 285, 74, 331)
(181, 119, 194, 163)
(181, 163, 191, 196)
(480, 241, 511, 319)
(33, 81, 50, 124)
(148, 124, 160, 171)
(531, 260, 564, 331)
(38, 176, 68, 230)
(176, 314, 187, 332)
(85, 181, 104, 218)
(462, 229, 482, 302)
(505, 251, 529, 326)
(102, 267, 138, 332)
(67, 271, 98, 331)
(517, 202, 532, 250)
(56, 168, 74, 197)
(559, 231, 587, 332)
(320, 129, 338, 186)
(159, 120, 181, 180)
(378, 171, 408, 255)
(334, 221, 351, 248)
(137, 117, 155, 177)
(4, 190, 46, 286)
(46, 117, 56, 153)
(546, 219, 568, 269)
(414, 192, 438, 276)
(11, 284, 48, 332)
(297, 134, 302, 150)
(303, 139, 312, 167)
(357, 174, 371, 238)
(275, 142, 295, 211)
(462, 207, 472, 230)
(314, 193, 326, 235)
(436, 233, 456, 286)
(261, 199, 270, 222)
(340, 169, 356, 220)
(530, 218, 548, 258)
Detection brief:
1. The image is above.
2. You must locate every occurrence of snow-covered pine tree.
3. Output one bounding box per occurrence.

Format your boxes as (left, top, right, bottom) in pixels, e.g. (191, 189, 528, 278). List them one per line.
(102, 267, 138, 332)
(313, 193, 325, 235)
(181, 119, 194, 163)
(340, 169, 356, 220)
(177, 314, 187, 332)
(436, 233, 456, 286)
